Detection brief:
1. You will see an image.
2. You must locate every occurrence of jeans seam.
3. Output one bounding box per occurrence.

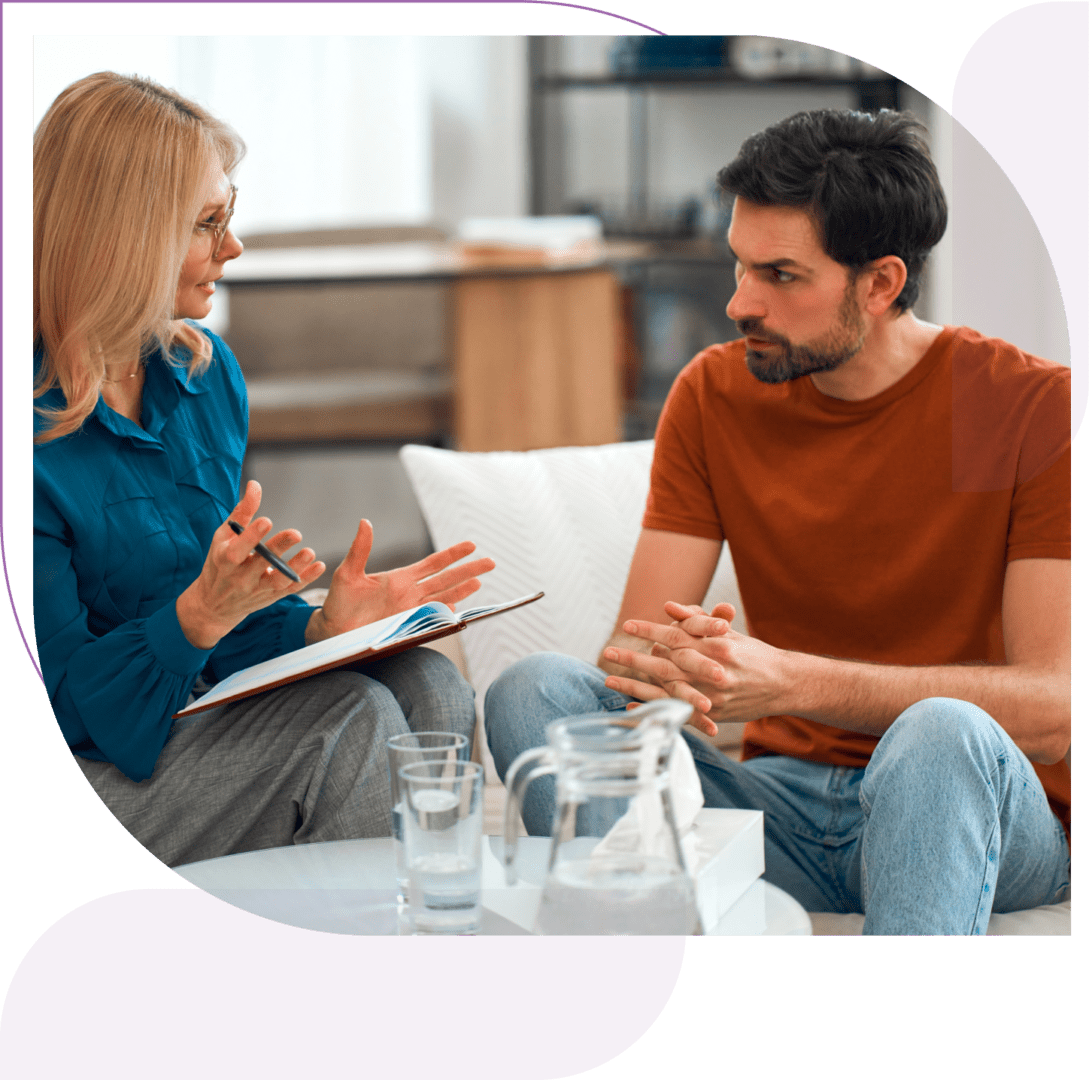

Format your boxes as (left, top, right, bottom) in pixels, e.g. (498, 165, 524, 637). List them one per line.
(969, 816, 1001, 935)
(1049, 816, 1072, 903)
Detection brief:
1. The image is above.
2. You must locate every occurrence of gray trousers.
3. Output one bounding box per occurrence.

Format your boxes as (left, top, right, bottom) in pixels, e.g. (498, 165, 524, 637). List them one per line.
(76, 648, 476, 868)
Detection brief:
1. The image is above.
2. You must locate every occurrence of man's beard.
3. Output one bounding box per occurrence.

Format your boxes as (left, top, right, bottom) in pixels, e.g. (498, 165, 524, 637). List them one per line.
(737, 287, 866, 385)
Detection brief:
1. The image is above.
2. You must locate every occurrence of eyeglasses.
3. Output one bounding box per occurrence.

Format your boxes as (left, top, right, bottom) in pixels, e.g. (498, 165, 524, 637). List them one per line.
(194, 184, 238, 259)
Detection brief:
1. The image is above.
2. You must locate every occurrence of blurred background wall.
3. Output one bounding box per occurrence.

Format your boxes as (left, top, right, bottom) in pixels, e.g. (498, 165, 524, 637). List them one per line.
(35, 35, 530, 298)
(35, 35, 1069, 580)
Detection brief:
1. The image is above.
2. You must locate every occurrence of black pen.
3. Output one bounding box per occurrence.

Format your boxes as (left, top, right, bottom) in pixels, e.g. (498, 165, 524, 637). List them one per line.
(227, 519, 301, 583)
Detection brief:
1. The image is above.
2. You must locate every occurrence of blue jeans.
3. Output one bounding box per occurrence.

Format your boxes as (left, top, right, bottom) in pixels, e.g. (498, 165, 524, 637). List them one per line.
(484, 653, 1070, 935)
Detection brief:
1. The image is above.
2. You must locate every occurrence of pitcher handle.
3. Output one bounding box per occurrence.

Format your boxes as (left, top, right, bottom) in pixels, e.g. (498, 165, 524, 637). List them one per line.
(502, 746, 556, 886)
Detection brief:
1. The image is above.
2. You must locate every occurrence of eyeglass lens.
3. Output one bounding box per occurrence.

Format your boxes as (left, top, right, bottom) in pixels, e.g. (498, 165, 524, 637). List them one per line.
(212, 187, 238, 258)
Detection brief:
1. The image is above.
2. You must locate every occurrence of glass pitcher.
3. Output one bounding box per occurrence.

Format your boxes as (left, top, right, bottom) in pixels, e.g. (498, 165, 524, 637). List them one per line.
(503, 698, 701, 935)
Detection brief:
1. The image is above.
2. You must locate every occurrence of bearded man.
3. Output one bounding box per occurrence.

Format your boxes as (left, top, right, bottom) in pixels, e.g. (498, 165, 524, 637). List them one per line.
(484, 108, 1070, 935)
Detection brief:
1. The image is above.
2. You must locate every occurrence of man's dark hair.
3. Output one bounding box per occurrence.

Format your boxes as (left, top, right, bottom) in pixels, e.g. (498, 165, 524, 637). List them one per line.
(717, 109, 947, 312)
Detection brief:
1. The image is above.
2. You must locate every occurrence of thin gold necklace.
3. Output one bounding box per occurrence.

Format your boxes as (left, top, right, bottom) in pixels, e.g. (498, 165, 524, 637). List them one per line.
(103, 362, 146, 384)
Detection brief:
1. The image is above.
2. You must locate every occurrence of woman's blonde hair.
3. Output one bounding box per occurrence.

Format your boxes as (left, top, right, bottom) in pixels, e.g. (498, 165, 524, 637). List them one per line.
(34, 71, 245, 443)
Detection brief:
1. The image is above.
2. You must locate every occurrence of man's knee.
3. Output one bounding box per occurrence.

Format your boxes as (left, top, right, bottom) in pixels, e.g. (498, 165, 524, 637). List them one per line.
(894, 696, 994, 729)
(484, 652, 605, 778)
(485, 652, 598, 720)
(882, 697, 1004, 761)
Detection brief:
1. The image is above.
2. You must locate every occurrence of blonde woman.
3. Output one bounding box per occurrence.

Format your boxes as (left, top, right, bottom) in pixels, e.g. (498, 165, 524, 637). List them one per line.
(33, 72, 491, 867)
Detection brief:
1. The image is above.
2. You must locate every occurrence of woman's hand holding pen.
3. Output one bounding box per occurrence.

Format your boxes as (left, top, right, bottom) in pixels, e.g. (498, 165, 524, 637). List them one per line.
(176, 480, 326, 650)
(304, 518, 496, 645)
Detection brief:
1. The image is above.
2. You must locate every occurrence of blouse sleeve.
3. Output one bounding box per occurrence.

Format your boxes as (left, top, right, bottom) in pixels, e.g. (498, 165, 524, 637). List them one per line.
(34, 485, 214, 782)
(36, 486, 319, 782)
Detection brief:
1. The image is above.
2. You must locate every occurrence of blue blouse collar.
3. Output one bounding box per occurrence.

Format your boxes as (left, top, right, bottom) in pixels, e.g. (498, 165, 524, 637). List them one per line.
(36, 330, 214, 447)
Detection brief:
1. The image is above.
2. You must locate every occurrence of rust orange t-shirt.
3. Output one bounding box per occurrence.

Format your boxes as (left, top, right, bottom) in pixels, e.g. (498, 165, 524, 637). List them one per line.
(643, 326, 1071, 834)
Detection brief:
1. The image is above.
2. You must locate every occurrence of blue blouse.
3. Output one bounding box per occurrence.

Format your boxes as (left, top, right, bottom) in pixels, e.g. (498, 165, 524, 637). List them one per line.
(33, 327, 315, 782)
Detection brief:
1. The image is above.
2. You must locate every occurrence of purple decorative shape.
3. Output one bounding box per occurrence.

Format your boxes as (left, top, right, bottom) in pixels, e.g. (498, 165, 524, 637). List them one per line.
(952, 2, 1086, 435)
(0, 890, 686, 1078)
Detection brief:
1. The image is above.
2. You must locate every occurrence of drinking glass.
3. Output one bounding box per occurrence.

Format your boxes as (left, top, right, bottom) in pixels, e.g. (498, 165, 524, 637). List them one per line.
(399, 760, 484, 935)
(387, 731, 470, 903)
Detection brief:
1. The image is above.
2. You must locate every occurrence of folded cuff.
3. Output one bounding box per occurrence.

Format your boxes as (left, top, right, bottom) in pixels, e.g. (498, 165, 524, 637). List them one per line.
(145, 599, 215, 676)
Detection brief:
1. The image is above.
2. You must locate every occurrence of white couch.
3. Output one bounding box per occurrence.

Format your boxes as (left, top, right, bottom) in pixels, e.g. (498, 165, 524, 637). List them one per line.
(398, 440, 1071, 935)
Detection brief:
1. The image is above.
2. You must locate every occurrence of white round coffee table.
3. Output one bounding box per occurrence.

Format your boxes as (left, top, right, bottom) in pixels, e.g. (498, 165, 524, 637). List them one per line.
(176, 836, 811, 935)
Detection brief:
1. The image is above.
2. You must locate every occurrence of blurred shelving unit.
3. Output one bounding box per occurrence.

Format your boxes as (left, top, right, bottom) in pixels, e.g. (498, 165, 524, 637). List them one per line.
(528, 36, 903, 439)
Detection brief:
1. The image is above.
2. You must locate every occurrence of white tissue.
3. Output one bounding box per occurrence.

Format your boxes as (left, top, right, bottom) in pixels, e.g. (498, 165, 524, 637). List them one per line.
(589, 731, 705, 866)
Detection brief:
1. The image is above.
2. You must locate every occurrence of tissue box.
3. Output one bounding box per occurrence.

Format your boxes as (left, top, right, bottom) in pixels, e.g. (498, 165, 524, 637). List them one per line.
(686, 808, 764, 932)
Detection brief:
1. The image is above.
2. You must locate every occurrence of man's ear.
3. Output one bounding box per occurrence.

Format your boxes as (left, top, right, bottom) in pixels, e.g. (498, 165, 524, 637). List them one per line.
(859, 256, 907, 316)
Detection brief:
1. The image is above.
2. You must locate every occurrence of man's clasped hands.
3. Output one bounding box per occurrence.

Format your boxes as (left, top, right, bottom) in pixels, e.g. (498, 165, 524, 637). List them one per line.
(603, 600, 790, 738)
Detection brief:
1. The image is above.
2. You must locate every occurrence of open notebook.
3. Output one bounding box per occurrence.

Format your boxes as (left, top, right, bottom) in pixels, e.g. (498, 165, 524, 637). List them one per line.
(173, 591, 544, 718)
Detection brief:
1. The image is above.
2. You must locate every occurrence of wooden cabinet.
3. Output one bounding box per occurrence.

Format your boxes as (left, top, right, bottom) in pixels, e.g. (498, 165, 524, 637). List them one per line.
(453, 268, 621, 451)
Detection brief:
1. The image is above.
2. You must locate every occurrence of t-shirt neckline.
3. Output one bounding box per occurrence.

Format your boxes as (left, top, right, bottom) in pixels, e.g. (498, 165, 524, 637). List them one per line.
(797, 325, 954, 415)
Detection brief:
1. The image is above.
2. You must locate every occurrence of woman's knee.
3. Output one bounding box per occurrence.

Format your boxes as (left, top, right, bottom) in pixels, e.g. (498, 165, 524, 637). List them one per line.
(366, 647, 476, 737)
(402, 646, 474, 702)
(487, 651, 578, 691)
(329, 670, 409, 731)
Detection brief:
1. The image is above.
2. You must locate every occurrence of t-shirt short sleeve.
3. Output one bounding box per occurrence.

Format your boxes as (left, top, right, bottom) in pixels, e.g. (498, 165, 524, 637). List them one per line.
(1008, 371, 1070, 562)
(643, 353, 725, 542)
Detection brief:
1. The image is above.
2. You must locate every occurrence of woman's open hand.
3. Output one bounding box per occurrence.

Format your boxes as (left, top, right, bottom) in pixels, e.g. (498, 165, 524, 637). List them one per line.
(176, 480, 325, 649)
(305, 518, 496, 644)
